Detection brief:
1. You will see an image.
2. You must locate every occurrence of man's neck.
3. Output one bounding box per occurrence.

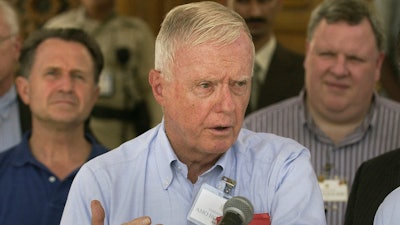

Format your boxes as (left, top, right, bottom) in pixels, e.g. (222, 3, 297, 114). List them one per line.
(306, 100, 369, 145)
(29, 124, 91, 180)
(186, 158, 219, 183)
(165, 126, 222, 183)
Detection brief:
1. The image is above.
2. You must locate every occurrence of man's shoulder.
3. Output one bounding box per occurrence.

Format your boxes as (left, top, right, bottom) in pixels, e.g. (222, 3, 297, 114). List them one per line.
(0, 144, 22, 172)
(83, 126, 158, 172)
(361, 148, 400, 170)
(376, 95, 400, 111)
(245, 96, 301, 121)
(0, 148, 13, 164)
(114, 15, 152, 30)
(44, 9, 80, 28)
(87, 139, 146, 168)
(106, 16, 154, 41)
(237, 129, 309, 159)
(239, 128, 305, 147)
(87, 134, 110, 158)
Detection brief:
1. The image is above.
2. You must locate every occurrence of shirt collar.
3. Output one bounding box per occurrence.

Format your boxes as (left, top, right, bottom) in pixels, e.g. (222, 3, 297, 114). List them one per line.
(154, 121, 179, 189)
(255, 36, 277, 83)
(155, 121, 236, 189)
(12, 131, 106, 167)
(11, 131, 36, 167)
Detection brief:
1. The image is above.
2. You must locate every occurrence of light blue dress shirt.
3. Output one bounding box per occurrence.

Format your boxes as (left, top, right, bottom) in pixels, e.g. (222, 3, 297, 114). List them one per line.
(0, 86, 21, 152)
(60, 122, 326, 225)
(374, 186, 400, 225)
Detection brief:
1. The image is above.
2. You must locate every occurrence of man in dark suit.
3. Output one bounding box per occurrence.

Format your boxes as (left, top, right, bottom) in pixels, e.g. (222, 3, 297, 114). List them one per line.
(227, 0, 304, 115)
(257, 43, 304, 111)
(344, 149, 400, 225)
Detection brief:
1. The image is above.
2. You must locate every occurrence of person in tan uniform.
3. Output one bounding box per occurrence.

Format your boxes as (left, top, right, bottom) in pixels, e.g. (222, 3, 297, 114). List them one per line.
(44, 0, 162, 149)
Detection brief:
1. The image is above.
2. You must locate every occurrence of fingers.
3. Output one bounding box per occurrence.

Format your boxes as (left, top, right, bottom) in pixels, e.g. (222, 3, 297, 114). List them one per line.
(91, 200, 105, 225)
(90, 201, 155, 225)
(121, 216, 152, 225)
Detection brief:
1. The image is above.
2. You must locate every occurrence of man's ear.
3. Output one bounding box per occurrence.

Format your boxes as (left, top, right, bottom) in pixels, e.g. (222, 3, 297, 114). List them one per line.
(149, 69, 164, 106)
(303, 41, 310, 68)
(15, 76, 30, 105)
(374, 52, 385, 82)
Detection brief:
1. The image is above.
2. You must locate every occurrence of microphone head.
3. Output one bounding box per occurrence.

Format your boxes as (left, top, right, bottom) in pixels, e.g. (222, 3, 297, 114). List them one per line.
(223, 196, 254, 225)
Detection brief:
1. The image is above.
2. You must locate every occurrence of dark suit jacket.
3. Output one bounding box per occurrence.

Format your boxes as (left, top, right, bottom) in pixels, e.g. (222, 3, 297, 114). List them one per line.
(344, 148, 400, 225)
(246, 43, 305, 115)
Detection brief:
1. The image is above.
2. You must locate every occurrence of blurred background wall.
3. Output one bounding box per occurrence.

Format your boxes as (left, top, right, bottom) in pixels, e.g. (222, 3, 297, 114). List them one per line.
(7, 0, 398, 56)
(11, 0, 397, 57)
(5, 0, 400, 100)
(7, 0, 320, 54)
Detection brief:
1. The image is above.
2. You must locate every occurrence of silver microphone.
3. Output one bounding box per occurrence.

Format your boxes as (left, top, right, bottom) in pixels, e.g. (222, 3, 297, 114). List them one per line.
(218, 196, 254, 225)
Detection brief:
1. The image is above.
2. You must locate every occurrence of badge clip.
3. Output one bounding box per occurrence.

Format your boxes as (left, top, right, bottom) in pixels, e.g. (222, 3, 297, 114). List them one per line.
(221, 176, 236, 195)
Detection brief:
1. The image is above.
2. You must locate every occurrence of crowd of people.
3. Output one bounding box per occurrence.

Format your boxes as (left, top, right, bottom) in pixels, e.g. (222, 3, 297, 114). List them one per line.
(0, 0, 400, 224)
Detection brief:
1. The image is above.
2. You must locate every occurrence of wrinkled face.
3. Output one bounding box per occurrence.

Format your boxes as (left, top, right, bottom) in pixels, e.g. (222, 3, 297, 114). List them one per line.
(227, 0, 281, 40)
(0, 13, 20, 94)
(153, 31, 253, 157)
(304, 19, 384, 122)
(17, 39, 99, 128)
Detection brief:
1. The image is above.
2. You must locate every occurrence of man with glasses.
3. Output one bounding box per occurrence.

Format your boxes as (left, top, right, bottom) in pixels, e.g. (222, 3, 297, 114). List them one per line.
(0, 0, 30, 152)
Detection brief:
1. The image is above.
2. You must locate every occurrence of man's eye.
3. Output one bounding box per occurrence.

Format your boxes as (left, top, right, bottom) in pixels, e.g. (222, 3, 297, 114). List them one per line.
(347, 56, 364, 62)
(46, 69, 58, 76)
(72, 74, 85, 80)
(230, 80, 249, 95)
(236, 80, 247, 87)
(193, 81, 214, 97)
(320, 52, 335, 57)
(200, 82, 211, 89)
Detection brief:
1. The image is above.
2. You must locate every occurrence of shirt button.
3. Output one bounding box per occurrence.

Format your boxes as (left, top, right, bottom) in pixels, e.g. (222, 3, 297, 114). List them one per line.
(48, 176, 56, 183)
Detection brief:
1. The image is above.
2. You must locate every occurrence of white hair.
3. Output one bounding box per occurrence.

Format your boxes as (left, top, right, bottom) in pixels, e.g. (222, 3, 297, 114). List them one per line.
(155, 1, 254, 80)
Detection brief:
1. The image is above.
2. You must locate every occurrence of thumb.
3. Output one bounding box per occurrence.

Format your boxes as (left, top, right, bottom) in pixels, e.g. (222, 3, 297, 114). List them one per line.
(91, 200, 105, 225)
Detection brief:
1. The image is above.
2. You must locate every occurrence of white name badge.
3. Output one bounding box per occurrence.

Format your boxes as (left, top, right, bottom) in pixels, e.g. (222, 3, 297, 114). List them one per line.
(319, 179, 348, 202)
(188, 183, 231, 225)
